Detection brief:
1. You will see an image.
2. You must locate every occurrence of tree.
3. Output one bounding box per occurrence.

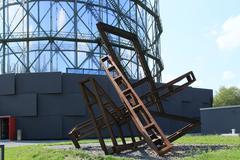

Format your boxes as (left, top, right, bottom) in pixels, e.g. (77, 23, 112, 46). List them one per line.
(213, 86, 240, 107)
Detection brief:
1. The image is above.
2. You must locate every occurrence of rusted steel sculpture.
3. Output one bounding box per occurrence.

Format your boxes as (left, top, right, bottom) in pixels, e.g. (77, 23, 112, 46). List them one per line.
(101, 55, 173, 155)
(97, 22, 200, 154)
(69, 71, 198, 153)
(69, 22, 200, 156)
(69, 78, 145, 154)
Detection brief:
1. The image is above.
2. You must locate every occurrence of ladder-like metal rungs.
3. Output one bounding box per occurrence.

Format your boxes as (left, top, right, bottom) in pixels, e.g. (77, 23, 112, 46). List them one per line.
(101, 55, 173, 155)
(69, 78, 144, 154)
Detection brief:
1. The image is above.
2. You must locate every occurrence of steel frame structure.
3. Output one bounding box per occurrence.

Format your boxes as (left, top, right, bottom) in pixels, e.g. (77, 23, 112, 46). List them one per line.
(69, 78, 145, 154)
(69, 70, 199, 155)
(70, 23, 200, 156)
(97, 22, 200, 155)
(0, 0, 163, 82)
(101, 55, 173, 155)
(70, 70, 199, 155)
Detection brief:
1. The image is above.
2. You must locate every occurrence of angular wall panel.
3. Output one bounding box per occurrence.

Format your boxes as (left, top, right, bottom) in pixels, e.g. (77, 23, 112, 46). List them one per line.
(0, 94, 37, 116)
(16, 72, 62, 94)
(62, 74, 93, 93)
(16, 116, 62, 139)
(62, 73, 108, 93)
(38, 93, 86, 116)
(0, 74, 15, 95)
(192, 88, 213, 105)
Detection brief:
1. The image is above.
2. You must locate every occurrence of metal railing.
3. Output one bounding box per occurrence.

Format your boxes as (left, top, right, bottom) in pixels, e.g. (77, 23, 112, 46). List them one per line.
(66, 68, 106, 75)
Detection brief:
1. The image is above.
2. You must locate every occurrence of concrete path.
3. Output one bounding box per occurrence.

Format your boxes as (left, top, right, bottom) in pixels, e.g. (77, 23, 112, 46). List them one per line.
(0, 140, 69, 148)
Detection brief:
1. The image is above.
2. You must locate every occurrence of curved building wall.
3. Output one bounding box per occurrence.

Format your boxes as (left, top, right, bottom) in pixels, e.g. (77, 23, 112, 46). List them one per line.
(0, 72, 212, 139)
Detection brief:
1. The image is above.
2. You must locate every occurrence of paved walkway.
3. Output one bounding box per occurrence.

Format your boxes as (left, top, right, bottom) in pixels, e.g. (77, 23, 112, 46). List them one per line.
(0, 140, 69, 148)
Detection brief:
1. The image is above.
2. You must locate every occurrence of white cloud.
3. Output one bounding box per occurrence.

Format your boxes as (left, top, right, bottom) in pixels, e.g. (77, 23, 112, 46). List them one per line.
(57, 8, 66, 31)
(222, 71, 236, 81)
(216, 15, 240, 50)
(209, 29, 218, 36)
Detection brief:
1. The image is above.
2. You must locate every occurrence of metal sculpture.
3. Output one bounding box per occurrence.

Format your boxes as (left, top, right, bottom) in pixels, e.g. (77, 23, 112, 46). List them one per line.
(69, 22, 200, 156)
(97, 22, 200, 144)
(69, 78, 145, 154)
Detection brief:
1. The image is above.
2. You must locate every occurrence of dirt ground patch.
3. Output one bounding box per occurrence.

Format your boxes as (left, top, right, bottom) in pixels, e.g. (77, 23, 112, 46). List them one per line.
(48, 143, 237, 160)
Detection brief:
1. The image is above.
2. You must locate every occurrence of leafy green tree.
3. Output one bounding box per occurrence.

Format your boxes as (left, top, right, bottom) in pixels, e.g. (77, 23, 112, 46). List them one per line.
(213, 86, 240, 107)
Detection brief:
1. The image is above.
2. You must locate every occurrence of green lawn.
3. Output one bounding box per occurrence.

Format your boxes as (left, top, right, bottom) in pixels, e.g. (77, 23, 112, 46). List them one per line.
(183, 147, 240, 160)
(4, 135, 240, 160)
(174, 135, 240, 145)
(176, 135, 240, 160)
(6, 145, 131, 160)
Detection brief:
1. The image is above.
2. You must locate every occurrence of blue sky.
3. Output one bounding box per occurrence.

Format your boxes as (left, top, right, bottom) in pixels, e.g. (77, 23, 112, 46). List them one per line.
(2, 1, 239, 91)
(159, 0, 240, 92)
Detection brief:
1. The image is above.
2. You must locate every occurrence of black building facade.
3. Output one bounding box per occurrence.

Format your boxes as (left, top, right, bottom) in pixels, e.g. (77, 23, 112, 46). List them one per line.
(201, 105, 240, 134)
(0, 72, 212, 139)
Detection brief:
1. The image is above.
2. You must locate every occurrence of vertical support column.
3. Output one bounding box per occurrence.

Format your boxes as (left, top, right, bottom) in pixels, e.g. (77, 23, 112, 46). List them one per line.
(6, 1, 10, 73)
(74, 0, 78, 68)
(144, 1, 148, 63)
(9, 117, 16, 141)
(117, 0, 121, 56)
(2, 0, 6, 74)
(37, 0, 40, 72)
(50, 0, 53, 71)
(100, 0, 108, 60)
(135, 2, 139, 80)
(99, 0, 103, 62)
(155, 0, 161, 82)
(55, 3, 59, 71)
(27, 0, 30, 72)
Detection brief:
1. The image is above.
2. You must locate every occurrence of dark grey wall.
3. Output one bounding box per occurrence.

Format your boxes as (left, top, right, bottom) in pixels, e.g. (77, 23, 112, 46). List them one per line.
(0, 94, 37, 116)
(154, 87, 212, 133)
(0, 72, 213, 139)
(0, 74, 15, 95)
(201, 105, 240, 134)
(16, 72, 62, 94)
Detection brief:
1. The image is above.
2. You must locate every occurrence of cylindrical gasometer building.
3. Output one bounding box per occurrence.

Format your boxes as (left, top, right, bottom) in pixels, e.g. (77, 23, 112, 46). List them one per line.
(0, 0, 163, 82)
(0, 0, 212, 140)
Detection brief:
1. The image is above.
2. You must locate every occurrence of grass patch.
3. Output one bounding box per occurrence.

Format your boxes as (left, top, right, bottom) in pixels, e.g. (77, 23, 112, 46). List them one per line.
(6, 145, 132, 160)
(174, 135, 240, 145)
(5, 135, 240, 160)
(183, 147, 240, 160)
